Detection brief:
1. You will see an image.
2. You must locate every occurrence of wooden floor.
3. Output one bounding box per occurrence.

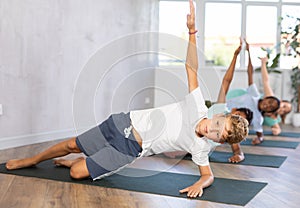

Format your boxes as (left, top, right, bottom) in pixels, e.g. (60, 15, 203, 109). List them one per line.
(1, 124, 300, 208)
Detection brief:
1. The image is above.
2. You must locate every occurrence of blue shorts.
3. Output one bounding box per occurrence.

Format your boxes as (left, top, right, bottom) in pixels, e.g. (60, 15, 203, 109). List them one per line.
(76, 112, 142, 180)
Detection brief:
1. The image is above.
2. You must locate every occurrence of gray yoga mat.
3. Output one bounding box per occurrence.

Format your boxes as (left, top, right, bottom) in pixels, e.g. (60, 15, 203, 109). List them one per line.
(0, 161, 267, 206)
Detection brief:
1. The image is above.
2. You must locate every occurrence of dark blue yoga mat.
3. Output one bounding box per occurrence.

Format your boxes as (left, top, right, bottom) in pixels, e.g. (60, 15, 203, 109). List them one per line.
(181, 151, 286, 168)
(249, 129, 300, 138)
(0, 161, 267, 206)
(241, 138, 299, 149)
(210, 152, 286, 168)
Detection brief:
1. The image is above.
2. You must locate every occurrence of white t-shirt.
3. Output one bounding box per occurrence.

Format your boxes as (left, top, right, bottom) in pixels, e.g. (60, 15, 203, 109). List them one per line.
(226, 84, 263, 132)
(130, 87, 212, 166)
(207, 103, 229, 118)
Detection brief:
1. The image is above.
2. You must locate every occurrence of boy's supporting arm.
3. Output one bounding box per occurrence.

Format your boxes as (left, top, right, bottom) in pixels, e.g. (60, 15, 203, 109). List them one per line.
(228, 143, 244, 163)
(179, 165, 214, 198)
(185, 0, 199, 93)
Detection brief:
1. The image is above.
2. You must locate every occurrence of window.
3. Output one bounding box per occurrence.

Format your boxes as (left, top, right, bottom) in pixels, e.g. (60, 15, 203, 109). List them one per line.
(204, 3, 241, 67)
(158, 1, 190, 66)
(246, 5, 277, 67)
(280, 5, 300, 69)
(159, 0, 300, 69)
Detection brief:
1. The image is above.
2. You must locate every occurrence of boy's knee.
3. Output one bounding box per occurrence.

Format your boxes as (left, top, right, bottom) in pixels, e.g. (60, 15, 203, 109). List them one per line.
(67, 138, 81, 152)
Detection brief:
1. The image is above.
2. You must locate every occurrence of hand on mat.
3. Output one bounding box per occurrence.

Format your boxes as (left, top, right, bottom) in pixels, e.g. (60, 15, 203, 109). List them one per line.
(179, 184, 203, 198)
(228, 153, 245, 163)
(271, 126, 281, 135)
(252, 137, 264, 145)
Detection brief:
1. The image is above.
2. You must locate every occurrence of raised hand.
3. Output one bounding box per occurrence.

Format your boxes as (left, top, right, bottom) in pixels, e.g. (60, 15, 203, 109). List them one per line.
(260, 56, 268, 64)
(186, 0, 196, 32)
(244, 38, 250, 51)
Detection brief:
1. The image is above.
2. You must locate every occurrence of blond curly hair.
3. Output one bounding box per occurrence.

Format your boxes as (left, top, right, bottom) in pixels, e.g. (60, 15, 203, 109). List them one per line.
(225, 114, 249, 144)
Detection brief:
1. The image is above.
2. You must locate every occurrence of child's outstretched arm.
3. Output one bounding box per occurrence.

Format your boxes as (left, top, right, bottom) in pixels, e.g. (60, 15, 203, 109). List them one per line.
(217, 40, 244, 163)
(260, 57, 282, 135)
(245, 40, 264, 144)
(217, 40, 242, 103)
(179, 165, 214, 198)
(260, 57, 274, 97)
(185, 0, 198, 93)
(246, 40, 254, 86)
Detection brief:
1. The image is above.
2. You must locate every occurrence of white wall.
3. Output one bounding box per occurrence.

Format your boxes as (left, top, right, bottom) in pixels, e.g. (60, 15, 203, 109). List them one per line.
(0, 0, 159, 149)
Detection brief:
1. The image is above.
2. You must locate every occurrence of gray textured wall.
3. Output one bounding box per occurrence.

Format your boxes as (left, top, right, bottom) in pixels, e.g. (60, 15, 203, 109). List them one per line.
(0, 0, 159, 149)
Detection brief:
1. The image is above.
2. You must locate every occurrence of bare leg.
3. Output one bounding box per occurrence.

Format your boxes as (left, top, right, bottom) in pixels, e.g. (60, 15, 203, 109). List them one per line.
(6, 137, 81, 170)
(54, 157, 90, 179)
(54, 157, 85, 167)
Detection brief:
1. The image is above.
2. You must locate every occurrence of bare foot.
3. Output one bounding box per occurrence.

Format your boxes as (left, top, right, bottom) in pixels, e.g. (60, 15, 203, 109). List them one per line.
(53, 157, 84, 168)
(6, 158, 36, 170)
(252, 137, 263, 145)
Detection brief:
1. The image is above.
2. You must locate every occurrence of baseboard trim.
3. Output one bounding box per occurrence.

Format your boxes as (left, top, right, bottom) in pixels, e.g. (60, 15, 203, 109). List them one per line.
(0, 129, 77, 150)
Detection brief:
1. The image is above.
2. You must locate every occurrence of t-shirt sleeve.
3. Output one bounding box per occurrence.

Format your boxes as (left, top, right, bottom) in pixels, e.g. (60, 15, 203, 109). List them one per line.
(192, 154, 209, 166)
(252, 116, 263, 133)
(185, 87, 208, 123)
(191, 148, 210, 166)
(207, 103, 228, 119)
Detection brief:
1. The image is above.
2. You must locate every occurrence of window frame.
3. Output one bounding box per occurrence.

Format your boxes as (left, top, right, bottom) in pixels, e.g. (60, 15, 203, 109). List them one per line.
(159, 0, 300, 69)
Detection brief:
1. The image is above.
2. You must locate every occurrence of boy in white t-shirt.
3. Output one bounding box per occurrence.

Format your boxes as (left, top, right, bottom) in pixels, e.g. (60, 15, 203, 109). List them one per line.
(6, 0, 249, 198)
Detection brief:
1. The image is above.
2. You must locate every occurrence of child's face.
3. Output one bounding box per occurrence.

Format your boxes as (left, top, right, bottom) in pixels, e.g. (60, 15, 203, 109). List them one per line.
(197, 114, 231, 143)
(259, 97, 279, 113)
(278, 101, 292, 115)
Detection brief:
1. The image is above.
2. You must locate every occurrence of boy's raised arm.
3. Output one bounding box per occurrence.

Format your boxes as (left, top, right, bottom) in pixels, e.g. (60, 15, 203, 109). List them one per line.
(185, 0, 199, 93)
(179, 1, 214, 198)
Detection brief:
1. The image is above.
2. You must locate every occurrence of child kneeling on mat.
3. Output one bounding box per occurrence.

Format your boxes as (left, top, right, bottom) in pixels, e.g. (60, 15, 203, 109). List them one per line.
(6, 0, 249, 198)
